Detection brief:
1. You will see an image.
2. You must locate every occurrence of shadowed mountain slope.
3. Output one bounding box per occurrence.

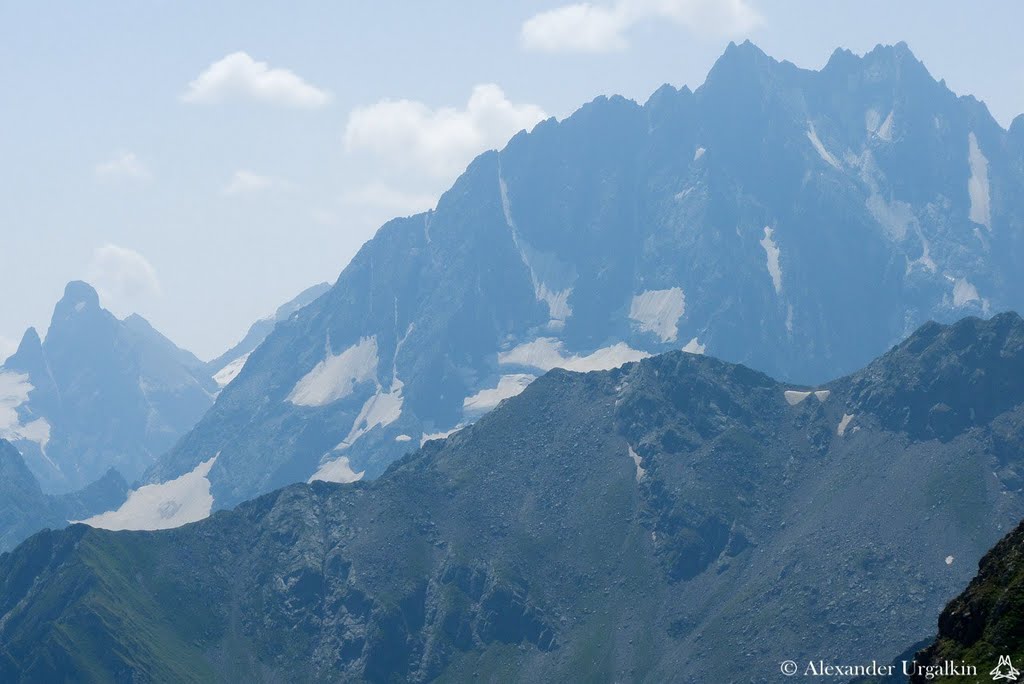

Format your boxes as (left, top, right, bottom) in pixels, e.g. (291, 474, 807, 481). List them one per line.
(3, 314, 1024, 682)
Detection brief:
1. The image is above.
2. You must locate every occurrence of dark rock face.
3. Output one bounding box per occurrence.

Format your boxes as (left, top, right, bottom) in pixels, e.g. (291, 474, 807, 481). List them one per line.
(0, 281, 216, 492)
(848, 314, 1024, 442)
(146, 41, 1024, 516)
(910, 517, 1024, 683)
(4, 315, 1024, 682)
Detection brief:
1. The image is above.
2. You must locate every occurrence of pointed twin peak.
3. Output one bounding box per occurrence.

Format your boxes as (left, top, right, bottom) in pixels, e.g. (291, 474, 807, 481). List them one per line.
(703, 39, 777, 86)
(703, 39, 932, 93)
(822, 40, 934, 87)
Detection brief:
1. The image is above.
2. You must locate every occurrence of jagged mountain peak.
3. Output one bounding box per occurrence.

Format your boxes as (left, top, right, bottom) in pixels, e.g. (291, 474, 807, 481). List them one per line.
(863, 40, 925, 69)
(720, 38, 774, 66)
(15, 327, 41, 353)
(136, 39, 1024, 526)
(5, 328, 44, 372)
(0, 281, 216, 493)
(54, 280, 101, 315)
(700, 39, 793, 92)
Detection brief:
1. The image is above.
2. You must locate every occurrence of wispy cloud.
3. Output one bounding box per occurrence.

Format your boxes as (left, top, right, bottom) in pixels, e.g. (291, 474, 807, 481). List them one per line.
(86, 245, 162, 317)
(94, 152, 151, 182)
(182, 52, 330, 108)
(221, 170, 289, 196)
(521, 0, 761, 53)
(344, 84, 547, 182)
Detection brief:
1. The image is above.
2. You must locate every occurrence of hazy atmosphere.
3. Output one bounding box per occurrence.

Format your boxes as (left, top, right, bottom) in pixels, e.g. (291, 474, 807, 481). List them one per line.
(7, 2, 1024, 681)
(3, 0, 1022, 360)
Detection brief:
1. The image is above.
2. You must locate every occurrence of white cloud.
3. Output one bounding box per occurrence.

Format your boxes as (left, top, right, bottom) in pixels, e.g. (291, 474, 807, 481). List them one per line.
(522, 3, 627, 52)
(344, 84, 547, 182)
(221, 169, 288, 196)
(182, 52, 330, 108)
(94, 152, 151, 182)
(521, 0, 762, 53)
(86, 244, 162, 316)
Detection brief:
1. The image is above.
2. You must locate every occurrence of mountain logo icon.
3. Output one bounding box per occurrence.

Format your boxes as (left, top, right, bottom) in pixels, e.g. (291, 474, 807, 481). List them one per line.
(991, 655, 1021, 681)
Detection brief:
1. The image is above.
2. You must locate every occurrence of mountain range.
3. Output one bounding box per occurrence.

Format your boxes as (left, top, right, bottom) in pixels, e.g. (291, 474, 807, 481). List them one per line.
(2, 313, 1024, 682)
(0, 281, 331, 546)
(98, 40, 1024, 530)
(0, 281, 217, 493)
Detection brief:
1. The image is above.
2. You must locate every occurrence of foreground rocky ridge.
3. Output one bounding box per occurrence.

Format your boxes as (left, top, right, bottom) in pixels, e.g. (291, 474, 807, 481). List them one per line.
(2, 314, 1024, 682)
(910, 517, 1024, 682)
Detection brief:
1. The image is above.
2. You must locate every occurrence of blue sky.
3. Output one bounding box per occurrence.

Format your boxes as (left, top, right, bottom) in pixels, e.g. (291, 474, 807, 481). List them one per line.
(2, 0, 1022, 361)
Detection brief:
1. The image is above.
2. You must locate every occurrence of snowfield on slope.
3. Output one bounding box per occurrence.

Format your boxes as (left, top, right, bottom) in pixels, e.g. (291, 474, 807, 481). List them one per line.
(629, 288, 685, 343)
(287, 336, 378, 406)
(79, 456, 218, 531)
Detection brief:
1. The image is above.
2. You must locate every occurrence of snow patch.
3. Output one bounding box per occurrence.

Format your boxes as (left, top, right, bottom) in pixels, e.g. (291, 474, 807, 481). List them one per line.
(325, 322, 413, 452)
(866, 193, 914, 242)
(814, 390, 831, 402)
(967, 132, 991, 230)
(79, 456, 218, 531)
(784, 390, 812, 406)
(309, 455, 364, 484)
(877, 110, 894, 141)
(213, 352, 250, 388)
(759, 227, 783, 295)
(682, 337, 706, 355)
(463, 374, 535, 415)
(629, 288, 685, 342)
(420, 426, 463, 447)
(628, 446, 645, 482)
(807, 123, 840, 169)
(951, 278, 986, 309)
(499, 338, 649, 373)
(837, 413, 854, 436)
(287, 336, 378, 406)
(945, 555, 954, 566)
(909, 235, 938, 274)
(395, 434, 412, 442)
(867, 109, 894, 141)
(856, 151, 938, 274)
(337, 384, 404, 450)
(499, 170, 573, 326)
(865, 109, 880, 133)
(693, 146, 705, 161)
